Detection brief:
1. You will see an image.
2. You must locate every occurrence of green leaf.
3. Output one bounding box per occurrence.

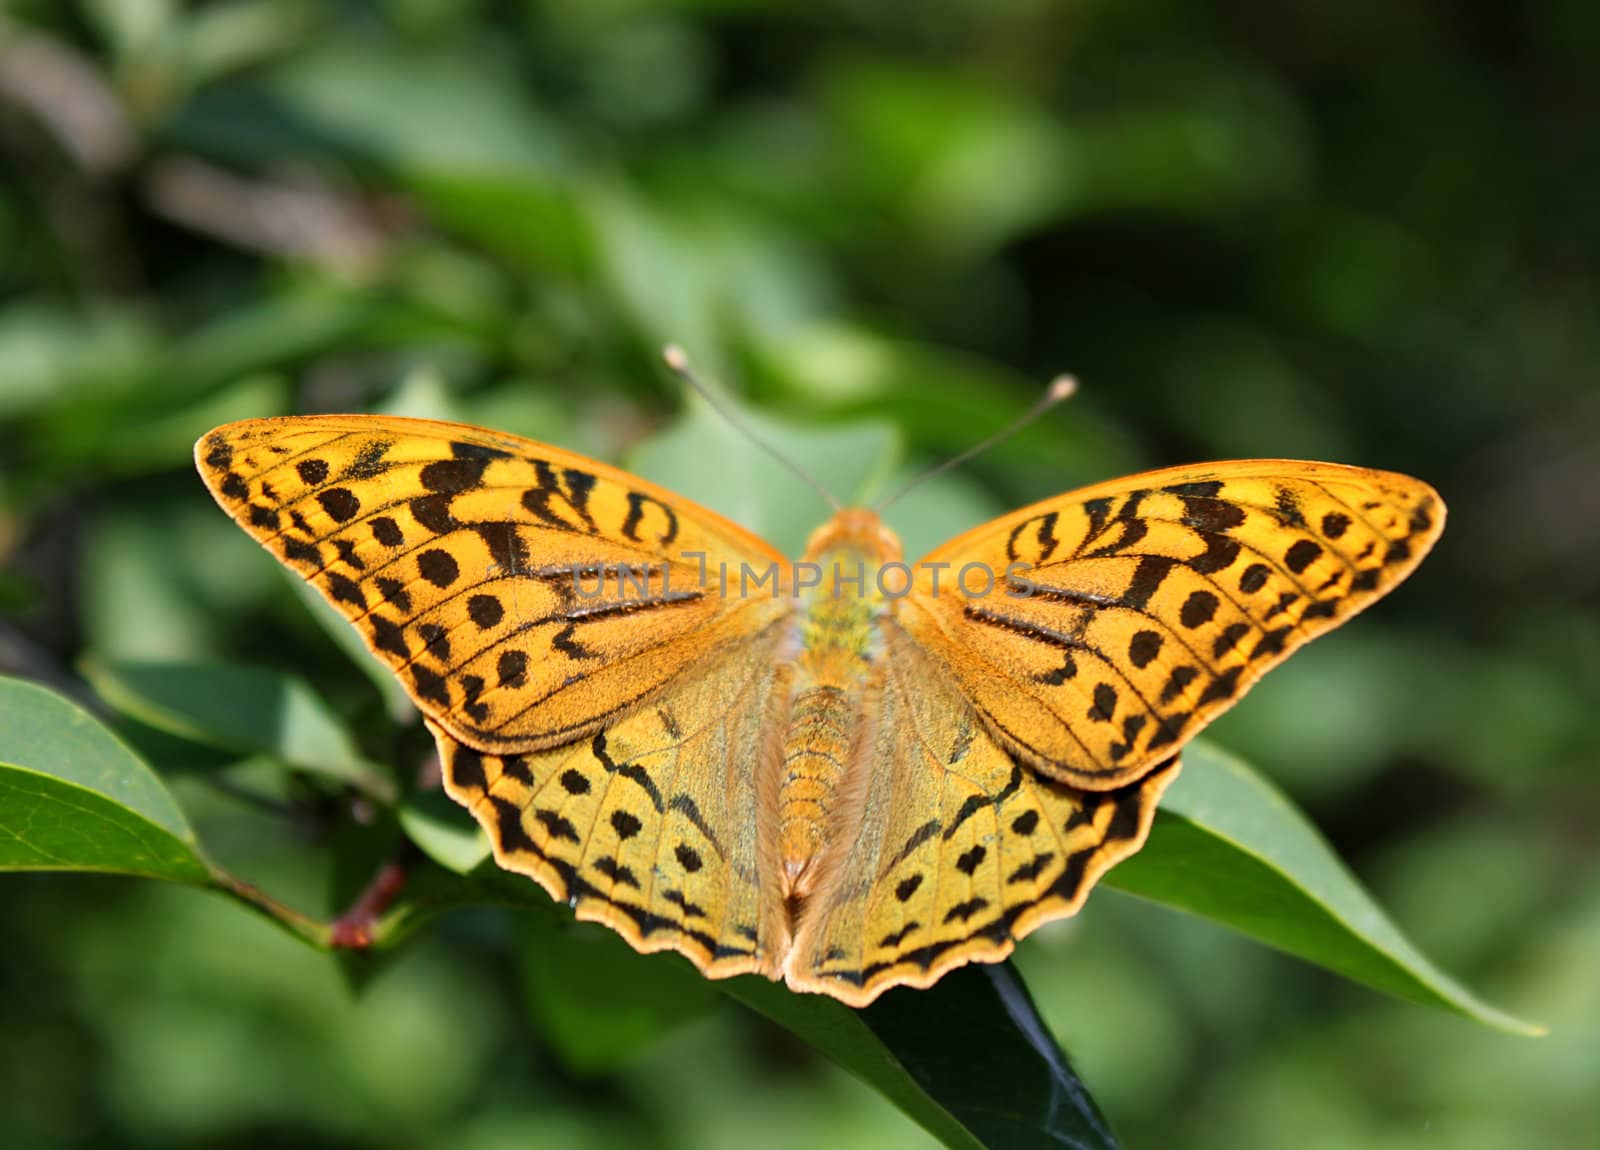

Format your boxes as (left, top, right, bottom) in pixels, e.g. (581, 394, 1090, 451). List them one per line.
(398, 789, 488, 875)
(727, 963, 1118, 1150)
(0, 676, 208, 881)
(83, 659, 395, 803)
(518, 918, 722, 1076)
(1107, 740, 1542, 1035)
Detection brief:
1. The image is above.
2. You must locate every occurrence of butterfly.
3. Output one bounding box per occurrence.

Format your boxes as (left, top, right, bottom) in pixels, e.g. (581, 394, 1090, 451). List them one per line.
(196, 404, 1442, 1006)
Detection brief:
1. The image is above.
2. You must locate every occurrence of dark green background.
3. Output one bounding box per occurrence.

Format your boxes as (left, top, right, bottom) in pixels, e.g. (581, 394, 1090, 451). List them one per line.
(1, 2, 1596, 1148)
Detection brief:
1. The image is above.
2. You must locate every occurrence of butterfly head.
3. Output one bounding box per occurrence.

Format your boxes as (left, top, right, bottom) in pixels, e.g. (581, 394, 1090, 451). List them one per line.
(802, 508, 903, 567)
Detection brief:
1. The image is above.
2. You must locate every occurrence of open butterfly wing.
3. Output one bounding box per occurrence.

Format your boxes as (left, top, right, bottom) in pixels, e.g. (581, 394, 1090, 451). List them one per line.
(899, 461, 1444, 789)
(197, 416, 788, 754)
(786, 629, 1178, 1005)
(434, 621, 793, 980)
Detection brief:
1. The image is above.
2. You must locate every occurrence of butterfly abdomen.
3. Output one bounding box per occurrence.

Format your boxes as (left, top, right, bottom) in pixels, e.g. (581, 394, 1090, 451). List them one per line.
(777, 685, 859, 893)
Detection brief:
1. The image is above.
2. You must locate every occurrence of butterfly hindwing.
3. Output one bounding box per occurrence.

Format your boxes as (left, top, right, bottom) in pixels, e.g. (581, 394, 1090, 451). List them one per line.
(435, 620, 792, 980)
(786, 630, 1177, 1005)
(900, 460, 1443, 789)
(197, 416, 788, 754)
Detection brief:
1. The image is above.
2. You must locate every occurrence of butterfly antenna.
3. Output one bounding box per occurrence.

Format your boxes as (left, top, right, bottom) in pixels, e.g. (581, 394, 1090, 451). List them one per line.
(874, 374, 1078, 512)
(661, 345, 842, 512)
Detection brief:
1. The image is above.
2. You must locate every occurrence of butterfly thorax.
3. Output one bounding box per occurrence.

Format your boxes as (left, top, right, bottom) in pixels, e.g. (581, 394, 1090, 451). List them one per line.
(777, 510, 903, 900)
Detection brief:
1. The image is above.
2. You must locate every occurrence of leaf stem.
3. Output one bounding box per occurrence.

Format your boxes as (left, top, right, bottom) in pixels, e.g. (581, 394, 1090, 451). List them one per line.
(206, 865, 332, 950)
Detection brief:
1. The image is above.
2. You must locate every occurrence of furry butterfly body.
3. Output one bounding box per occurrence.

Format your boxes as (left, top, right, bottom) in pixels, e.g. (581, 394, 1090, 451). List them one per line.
(197, 415, 1442, 1005)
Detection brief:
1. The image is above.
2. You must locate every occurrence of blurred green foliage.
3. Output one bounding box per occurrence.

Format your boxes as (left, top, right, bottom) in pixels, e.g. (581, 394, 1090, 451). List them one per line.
(1, 1, 1596, 1148)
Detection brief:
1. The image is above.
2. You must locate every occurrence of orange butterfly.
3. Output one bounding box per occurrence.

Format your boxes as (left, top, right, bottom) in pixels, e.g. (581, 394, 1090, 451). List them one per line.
(196, 381, 1442, 1006)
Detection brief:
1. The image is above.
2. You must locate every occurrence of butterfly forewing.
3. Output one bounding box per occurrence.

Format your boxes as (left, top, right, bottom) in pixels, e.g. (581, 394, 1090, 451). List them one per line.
(197, 416, 788, 754)
(901, 461, 1444, 789)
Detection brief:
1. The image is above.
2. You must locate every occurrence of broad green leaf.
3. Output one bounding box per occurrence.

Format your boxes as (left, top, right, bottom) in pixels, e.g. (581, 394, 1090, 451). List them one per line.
(518, 917, 721, 1076)
(0, 676, 196, 840)
(0, 768, 209, 882)
(83, 659, 394, 802)
(1107, 740, 1541, 1035)
(728, 962, 1118, 1150)
(398, 789, 488, 876)
(0, 677, 207, 881)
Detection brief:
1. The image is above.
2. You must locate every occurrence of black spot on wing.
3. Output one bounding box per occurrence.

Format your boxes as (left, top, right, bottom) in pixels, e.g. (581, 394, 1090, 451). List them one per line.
(318, 488, 361, 523)
(371, 615, 408, 657)
(663, 890, 707, 919)
(1006, 852, 1056, 885)
(593, 857, 639, 888)
(249, 504, 279, 529)
(1180, 590, 1219, 629)
(1190, 534, 1242, 574)
(1285, 539, 1322, 574)
(955, 845, 987, 875)
(469, 594, 504, 629)
(497, 649, 528, 687)
(610, 809, 642, 840)
(417, 549, 459, 588)
(879, 922, 922, 948)
(560, 768, 590, 795)
(371, 516, 404, 547)
(410, 494, 457, 535)
(420, 457, 490, 495)
(1128, 629, 1163, 668)
(1180, 496, 1246, 534)
(535, 809, 580, 843)
(375, 575, 411, 609)
(448, 744, 486, 791)
(326, 571, 365, 608)
(942, 897, 990, 924)
(412, 664, 450, 706)
(1212, 621, 1251, 657)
